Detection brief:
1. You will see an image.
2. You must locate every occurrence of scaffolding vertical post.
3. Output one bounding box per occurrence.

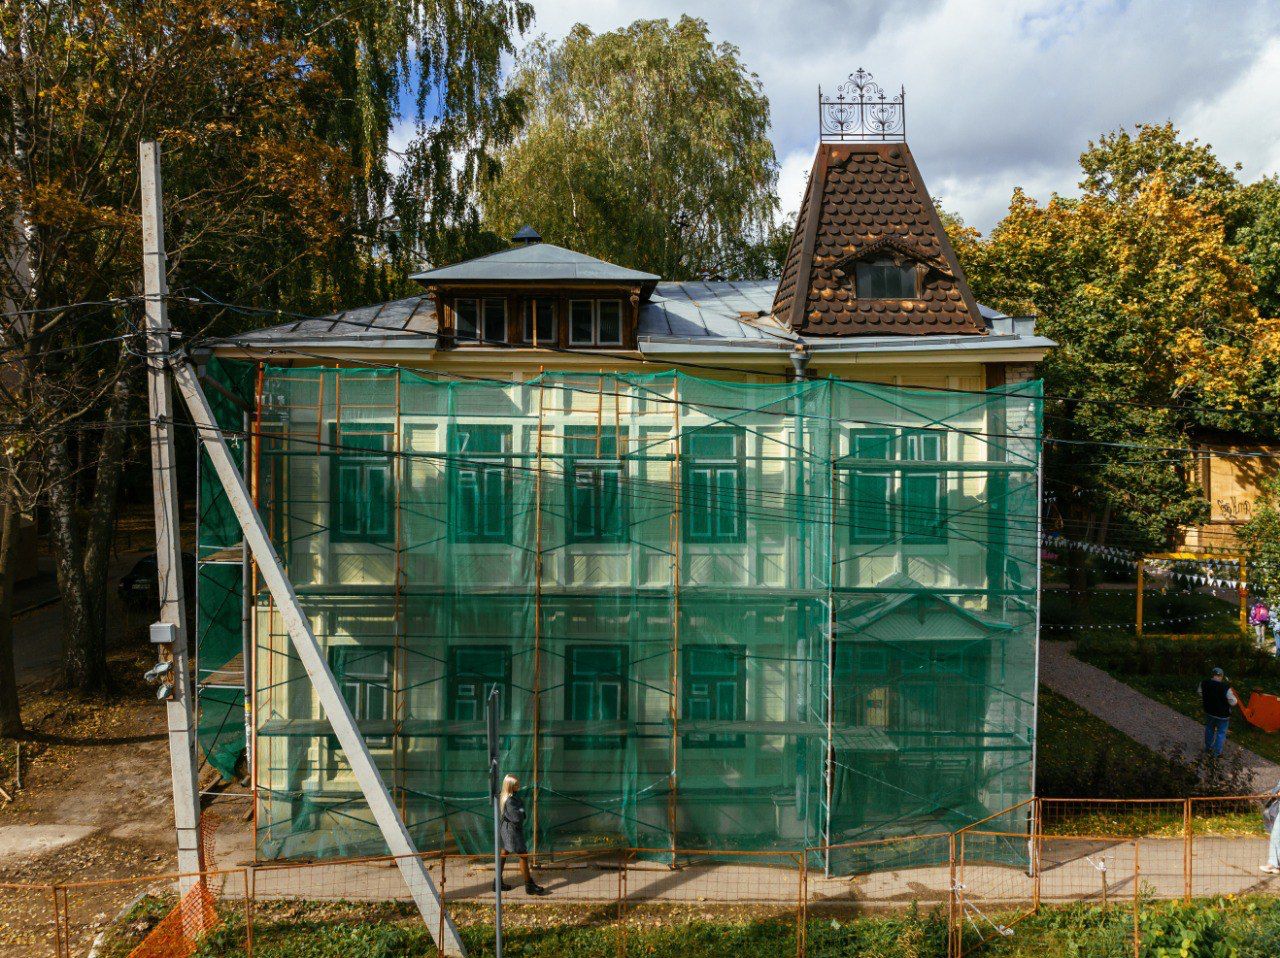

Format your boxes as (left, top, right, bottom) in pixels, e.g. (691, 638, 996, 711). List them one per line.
(668, 376, 681, 865)
(139, 140, 203, 892)
(825, 449, 837, 876)
(394, 371, 407, 823)
(242, 411, 254, 800)
(251, 363, 265, 850)
(1132, 841, 1140, 958)
(532, 371, 545, 854)
(1183, 797, 1192, 903)
(171, 360, 467, 957)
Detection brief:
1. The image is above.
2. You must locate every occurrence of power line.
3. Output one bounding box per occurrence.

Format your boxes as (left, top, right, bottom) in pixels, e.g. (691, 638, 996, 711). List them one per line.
(195, 337, 1280, 472)
(179, 288, 1280, 429)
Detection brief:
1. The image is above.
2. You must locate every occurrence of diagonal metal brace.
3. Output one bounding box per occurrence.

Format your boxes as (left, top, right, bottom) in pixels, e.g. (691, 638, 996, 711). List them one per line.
(171, 358, 466, 956)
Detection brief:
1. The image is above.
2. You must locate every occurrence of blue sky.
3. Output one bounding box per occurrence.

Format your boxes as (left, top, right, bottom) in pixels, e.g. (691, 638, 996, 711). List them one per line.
(400, 0, 1280, 233)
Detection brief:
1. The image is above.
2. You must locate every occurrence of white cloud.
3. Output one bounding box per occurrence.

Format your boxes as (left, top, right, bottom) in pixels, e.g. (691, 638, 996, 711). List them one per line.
(515, 0, 1280, 231)
(775, 146, 814, 224)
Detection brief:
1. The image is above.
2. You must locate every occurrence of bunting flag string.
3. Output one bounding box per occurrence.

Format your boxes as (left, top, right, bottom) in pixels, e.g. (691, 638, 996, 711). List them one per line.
(1041, 534, 1256, 594)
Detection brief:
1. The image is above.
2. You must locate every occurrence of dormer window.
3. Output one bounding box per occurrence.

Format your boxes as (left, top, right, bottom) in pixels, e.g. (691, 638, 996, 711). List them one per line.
(417, 231, 657, 349)
(525, 297, 557, 345)
(455, 297, 507, 343)
(855, 259, 918, 299)
(569, 299, 624, 346)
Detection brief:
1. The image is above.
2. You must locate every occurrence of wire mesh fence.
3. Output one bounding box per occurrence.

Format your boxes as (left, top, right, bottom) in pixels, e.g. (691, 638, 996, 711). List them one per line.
(5, 794, 1280, 957)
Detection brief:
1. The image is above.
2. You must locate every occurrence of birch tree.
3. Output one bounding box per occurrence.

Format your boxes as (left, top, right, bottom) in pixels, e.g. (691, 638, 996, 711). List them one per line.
(481, 16, 780, 279)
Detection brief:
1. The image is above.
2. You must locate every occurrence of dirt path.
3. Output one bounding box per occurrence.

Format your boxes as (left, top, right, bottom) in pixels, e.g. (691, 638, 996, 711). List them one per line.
(1039, 640, 1280, 791)
(0, 644, 179, 955)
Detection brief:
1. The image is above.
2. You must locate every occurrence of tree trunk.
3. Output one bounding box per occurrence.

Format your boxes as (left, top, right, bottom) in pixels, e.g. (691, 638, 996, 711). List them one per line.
(82, 365, 130, 645)
(49, 438, 107, 695)
(0, 482, 23, 737)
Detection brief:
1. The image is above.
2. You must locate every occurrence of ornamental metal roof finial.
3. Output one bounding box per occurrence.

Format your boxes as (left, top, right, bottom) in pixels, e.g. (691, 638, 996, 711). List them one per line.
(818, 69, 906, 142)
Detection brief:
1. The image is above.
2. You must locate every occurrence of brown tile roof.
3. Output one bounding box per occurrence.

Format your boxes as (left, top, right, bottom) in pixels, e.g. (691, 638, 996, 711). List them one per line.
(772, 142, 986, 337)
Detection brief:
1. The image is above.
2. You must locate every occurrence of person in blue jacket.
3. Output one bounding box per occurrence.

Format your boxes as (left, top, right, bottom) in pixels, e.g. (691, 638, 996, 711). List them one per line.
(499, 775, 547, 895)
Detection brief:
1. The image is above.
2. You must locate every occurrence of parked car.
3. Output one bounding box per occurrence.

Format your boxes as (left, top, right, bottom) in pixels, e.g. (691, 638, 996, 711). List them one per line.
(118, 552, 197, 610)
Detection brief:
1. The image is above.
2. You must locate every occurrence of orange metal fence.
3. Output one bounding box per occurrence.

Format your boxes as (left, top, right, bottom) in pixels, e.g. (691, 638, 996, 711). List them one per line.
(4, 795, 1280, 958)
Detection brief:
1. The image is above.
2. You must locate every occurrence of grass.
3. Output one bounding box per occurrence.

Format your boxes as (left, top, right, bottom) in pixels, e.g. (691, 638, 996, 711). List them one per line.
(1072, 632, 1280, 769)
(1036, 685, 1270, 836)
(96, 896, 1280, 958)
(1035, 686, 1195, 800)
(1041, 587, 1241, 636)
(1113, 676, 1280, 769)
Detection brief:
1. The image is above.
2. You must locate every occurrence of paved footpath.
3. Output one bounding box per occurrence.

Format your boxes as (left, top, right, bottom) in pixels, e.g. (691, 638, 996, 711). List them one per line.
(1039, 640, 1280, 792)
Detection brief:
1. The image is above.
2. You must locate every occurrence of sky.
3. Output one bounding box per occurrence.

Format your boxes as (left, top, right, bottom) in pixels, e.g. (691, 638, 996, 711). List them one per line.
(497, 0, 1280, 233)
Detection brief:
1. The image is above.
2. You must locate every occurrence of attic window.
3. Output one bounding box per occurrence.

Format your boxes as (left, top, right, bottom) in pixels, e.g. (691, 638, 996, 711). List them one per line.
(455, 297, 507, 343)
(855, 259, 918, 299)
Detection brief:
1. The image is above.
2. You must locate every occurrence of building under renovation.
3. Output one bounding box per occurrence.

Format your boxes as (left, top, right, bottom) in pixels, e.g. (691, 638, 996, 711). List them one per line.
(193, 76, 1052, 872)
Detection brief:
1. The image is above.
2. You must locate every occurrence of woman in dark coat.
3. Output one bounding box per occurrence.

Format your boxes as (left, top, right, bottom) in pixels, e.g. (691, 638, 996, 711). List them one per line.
(499, 775, 547, 895)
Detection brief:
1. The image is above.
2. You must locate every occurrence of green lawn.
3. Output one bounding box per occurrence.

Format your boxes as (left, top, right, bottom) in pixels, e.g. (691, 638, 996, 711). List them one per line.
(96, 896, 1280, 958)
(1042, 587, 1242, 636)
(1036, 686, 1200, 800)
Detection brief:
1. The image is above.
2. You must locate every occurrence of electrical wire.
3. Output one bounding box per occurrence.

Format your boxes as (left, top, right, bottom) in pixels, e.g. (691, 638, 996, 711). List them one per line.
(178, 288, 1280, 430)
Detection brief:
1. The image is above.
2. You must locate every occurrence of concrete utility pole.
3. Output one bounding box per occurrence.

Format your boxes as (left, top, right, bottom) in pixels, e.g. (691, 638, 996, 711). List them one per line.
(170, 360, 466, 957)
(139, 140, 203, 890)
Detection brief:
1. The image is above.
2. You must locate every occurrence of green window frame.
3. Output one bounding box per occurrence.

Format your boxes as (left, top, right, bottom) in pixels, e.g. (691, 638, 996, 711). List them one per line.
(564, 644, 627, 750)
(564, 426, 627, 543)
(901, 429, 946, 544)
(448, 424, 513, 543)
(682, 645, 746, 749)
(446, 645, 511, 750)
(846, 430, 895, 544)
(682, 427, 746, 544)
(329, 424, 394, 544)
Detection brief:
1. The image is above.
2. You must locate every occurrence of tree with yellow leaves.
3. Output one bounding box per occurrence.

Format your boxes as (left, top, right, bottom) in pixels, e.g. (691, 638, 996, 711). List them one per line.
(953, 125, 1270, 580)
(0, 0, 530, 732)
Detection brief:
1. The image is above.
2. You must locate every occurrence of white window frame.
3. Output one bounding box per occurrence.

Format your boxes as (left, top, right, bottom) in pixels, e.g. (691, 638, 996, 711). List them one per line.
(568, 298, 624, 346)
(454, 297, 507, 343)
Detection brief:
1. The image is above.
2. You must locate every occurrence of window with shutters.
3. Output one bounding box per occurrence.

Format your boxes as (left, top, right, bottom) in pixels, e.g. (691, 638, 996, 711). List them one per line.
(842, 427, 947, 545)
(900, 429, 946, 544)
(564, 426, 626, 542)
(846, 430, 894, 544)
(330, 425, 394, 543)
(446, 645, 511, 750)
(682, 427, 746, 544)
(564, 645, 627, 749)
(448, 424, 512, 543)
(682, 645, 746, 748)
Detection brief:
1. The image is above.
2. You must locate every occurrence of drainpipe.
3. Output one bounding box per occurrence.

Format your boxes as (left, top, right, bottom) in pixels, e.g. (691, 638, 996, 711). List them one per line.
(790, 343, 811, 382)
(790, 340, 811, 826)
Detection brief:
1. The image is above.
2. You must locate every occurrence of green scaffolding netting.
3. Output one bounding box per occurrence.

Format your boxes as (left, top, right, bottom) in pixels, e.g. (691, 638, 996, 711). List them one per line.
(196, 364, 1042, 872)
(195, 357, 255, 783)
